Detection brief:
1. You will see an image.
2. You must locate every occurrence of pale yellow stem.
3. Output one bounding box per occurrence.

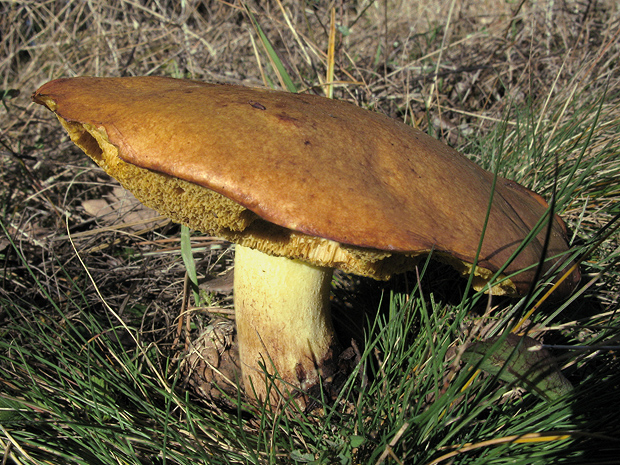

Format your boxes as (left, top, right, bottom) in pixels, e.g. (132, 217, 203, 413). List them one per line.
(234, 245, 337, 403)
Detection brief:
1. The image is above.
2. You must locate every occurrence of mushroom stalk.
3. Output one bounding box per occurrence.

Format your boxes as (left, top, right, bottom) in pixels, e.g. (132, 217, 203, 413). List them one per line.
(234, 245, 338, 403)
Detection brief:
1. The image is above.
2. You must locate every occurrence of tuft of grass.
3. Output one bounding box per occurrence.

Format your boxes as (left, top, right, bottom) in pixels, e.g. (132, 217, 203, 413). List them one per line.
(2, 1, 620, 463)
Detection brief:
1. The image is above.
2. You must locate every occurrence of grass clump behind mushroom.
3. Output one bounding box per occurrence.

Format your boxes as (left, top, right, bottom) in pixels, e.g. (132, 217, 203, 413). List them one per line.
(2, 0, 620, 463)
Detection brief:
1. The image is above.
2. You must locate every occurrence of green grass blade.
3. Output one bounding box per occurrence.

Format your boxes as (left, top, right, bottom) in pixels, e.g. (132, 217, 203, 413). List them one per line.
(244, 4, 297, 93)
(180, 224, 201, 306)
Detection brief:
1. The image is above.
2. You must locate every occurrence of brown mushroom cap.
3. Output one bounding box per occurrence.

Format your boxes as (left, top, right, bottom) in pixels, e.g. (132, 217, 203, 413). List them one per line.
(32, 76, 579, 296)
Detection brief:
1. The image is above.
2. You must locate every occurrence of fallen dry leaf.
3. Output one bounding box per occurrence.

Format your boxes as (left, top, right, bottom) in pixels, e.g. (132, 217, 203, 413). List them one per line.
(82, 187, 164, 232)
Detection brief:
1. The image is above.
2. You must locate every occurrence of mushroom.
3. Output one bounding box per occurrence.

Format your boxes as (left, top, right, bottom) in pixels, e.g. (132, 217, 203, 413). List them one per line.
(32, 76, 579, 405)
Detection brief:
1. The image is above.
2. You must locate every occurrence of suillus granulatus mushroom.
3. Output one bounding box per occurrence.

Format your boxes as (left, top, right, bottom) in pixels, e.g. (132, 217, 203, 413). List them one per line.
(33, 76, 580, 406)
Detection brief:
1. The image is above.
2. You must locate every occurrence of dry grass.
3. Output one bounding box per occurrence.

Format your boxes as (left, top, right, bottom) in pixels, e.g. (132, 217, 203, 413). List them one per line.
(2, 0, 620, 463)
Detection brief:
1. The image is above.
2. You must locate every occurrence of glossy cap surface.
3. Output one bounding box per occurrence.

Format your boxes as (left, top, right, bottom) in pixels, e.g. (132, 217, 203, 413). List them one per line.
(33, 76, 579, 296)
